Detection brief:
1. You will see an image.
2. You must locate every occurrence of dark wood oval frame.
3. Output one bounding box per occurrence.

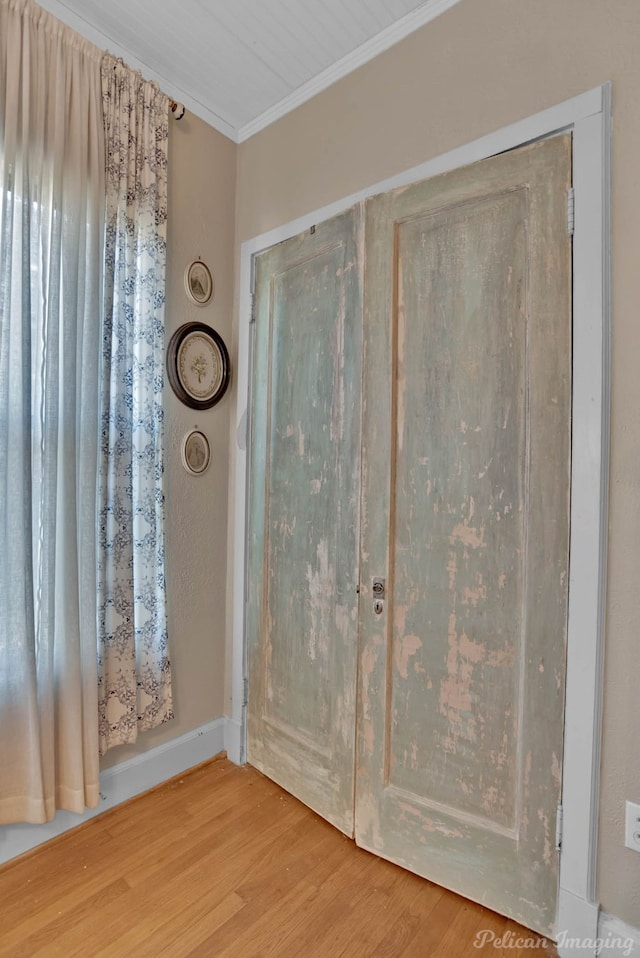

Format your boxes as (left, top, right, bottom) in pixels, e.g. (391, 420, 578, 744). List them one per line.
(166, 321, 231, 410)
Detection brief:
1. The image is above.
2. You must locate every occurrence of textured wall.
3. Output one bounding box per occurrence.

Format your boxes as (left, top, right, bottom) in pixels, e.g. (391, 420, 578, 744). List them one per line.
(101, 111, 236, 768)
(233, 0, 640, 926)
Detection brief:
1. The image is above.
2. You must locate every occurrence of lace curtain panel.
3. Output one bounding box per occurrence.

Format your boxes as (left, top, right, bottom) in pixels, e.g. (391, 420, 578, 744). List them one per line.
(97, 55, 173, 755)
(0, 0, 104, 822)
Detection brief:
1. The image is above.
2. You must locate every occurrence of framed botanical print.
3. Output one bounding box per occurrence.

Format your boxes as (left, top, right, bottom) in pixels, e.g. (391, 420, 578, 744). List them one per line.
(166, 322, 230, 409)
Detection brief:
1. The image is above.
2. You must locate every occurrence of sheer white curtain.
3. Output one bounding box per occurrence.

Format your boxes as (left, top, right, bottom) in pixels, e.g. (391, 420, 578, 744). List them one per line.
(97, 55, 173, 754)
(0, 0, 104, 822)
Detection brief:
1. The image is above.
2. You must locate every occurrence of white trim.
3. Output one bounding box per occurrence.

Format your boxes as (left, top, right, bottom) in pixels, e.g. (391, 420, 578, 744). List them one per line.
(233, 84, 611, 943)
(556, 889, 600, 957)
(231, 265, 254, 768)
(595, 913, 640, 957)
(559, 87, 611, 908)
(556, 908, 640, 958)
(236, 0, 463, 142)
(224, 717, 244, 766)
(0, 718, 226, 866)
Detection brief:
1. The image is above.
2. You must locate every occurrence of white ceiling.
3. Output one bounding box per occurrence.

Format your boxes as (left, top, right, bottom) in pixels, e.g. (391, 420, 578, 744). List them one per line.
(36, 0, 461, 142)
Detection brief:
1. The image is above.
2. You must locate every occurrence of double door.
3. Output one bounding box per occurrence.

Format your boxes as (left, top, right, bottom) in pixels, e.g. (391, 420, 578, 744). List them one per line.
(246, 135, 572, 936)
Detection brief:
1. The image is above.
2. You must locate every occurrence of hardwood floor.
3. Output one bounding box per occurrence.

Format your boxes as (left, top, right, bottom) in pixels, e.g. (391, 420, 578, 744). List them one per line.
(0, 757, 557, 957)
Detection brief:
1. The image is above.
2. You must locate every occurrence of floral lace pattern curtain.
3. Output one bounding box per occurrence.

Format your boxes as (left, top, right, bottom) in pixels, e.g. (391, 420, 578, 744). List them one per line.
(0, 0, 104, 822)
(97, 55, 173, 754)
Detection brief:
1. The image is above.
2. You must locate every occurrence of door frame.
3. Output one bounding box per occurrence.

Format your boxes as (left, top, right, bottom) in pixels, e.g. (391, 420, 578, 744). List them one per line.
(230, 84, 611, 949)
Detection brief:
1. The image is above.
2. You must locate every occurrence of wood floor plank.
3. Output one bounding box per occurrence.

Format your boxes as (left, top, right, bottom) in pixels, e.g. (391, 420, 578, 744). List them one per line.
(123, 777, 292, 888)
(254, 843, 377, 958)
(100, 891, 247, 958)
(0, 757, 557, 957)
(123, 811, 333, 958)
(431, 899, 499, 957)
(0, 878, 129, 958)
(209, 880, 321, 958)
(347, 877, 444, 958)
(368, 882, 446, 958)
(41, 797, 307, 957)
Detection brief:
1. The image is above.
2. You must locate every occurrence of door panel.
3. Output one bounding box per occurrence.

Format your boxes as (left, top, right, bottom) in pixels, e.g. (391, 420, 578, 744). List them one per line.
(356, 136, 572, 934)
(247, 207, 363, 836)
(389, 189, 527, 828)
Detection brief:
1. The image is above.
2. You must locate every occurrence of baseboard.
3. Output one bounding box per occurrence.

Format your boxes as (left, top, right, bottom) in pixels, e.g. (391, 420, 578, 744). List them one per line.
(0, 717, 226, 867)
(556, 890, 640, 957)
(597, 913, 640, 957)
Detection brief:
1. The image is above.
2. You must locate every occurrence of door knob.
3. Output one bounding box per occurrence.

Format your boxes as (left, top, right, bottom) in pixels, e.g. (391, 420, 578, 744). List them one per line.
(372, 578, 385, 614)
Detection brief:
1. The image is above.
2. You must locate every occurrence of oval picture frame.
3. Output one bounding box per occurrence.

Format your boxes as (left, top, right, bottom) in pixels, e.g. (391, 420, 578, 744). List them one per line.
(185, 260, 214, 306)
(181, 429, 210, 475)
(166, 321, 231, 410)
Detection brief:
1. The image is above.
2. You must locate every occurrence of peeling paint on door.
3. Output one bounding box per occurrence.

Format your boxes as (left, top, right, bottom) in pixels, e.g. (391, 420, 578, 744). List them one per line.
(356, 135, 572, 936)
(247, 206, 364, 837)
(248, 136, 571, 937)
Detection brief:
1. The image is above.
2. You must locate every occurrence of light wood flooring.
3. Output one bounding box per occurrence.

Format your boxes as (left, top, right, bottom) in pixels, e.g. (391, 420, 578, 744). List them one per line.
(0, 756, 557, 957)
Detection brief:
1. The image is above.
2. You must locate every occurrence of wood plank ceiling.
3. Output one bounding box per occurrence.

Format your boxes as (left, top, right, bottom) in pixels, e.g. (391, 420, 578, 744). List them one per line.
(35, 0, 461, 141)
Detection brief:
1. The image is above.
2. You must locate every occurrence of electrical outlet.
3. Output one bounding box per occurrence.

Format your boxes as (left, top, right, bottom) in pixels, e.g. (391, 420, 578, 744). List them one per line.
(625, 801, 640, 852)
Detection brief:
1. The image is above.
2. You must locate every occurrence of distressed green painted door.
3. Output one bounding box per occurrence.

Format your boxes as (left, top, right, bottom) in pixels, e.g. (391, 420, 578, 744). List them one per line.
(356, 136, 572, 935)
(247, 207, 363, 835)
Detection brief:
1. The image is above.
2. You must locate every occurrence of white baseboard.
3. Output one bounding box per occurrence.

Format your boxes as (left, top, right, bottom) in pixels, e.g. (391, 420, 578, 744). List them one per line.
(556, 892, 640, 958)
(0, 717, 227, 867)
(596, 913, 640, 957)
